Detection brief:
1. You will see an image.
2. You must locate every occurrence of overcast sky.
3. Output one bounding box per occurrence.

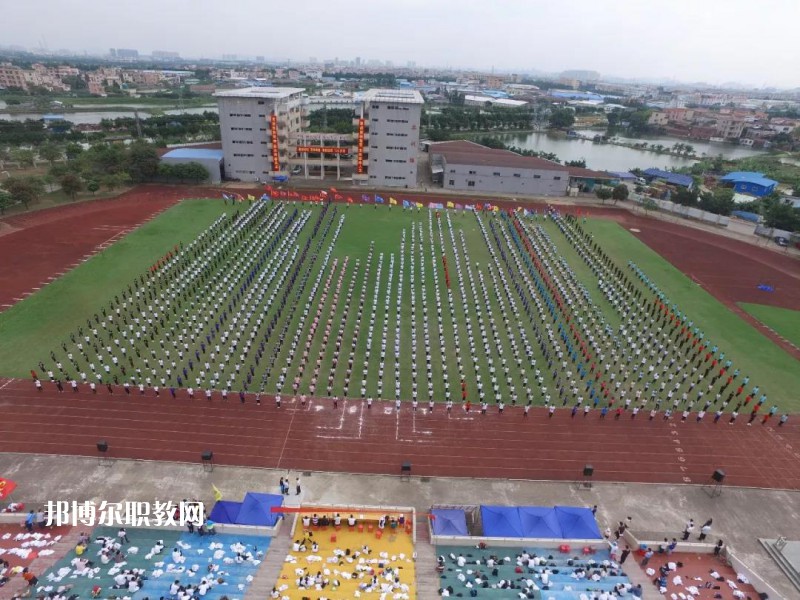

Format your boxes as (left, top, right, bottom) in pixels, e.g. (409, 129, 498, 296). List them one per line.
(3, 0, 798, 89)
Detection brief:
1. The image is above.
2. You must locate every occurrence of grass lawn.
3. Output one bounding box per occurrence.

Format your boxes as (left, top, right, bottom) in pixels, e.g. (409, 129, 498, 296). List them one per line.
(0, 199, 228, 376)
(739, 303, 800, 349)
(548, 218, 800, 411)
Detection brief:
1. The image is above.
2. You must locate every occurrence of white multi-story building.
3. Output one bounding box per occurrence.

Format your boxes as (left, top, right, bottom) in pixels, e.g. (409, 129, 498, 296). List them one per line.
(215, 87, 306, 182)
(216, 87, 423, 187)
(359, 88, 423, 188)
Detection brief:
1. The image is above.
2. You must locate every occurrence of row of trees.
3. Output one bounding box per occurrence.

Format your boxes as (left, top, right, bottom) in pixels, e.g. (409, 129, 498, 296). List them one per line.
(424, 107, 534, 134)
(0, 140, 205, 212)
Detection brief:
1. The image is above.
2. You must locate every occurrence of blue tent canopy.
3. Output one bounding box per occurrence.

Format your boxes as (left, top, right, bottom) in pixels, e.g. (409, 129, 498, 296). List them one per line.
(272, 175, 288, 182)
(480, 505, 524, 538)
(233, 493, 284, 527)
(518, 506, 562, 538)
(208, 501, 243, 524)
(431, 509, 468, 536)
(554, 506, 602, 539)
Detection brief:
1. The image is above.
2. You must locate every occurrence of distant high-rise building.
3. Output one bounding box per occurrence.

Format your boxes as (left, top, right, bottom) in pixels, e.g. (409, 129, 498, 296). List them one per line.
(355, 57, 361, 66)
(560, 69, 600, 82)
(309, 56, 317, 64)
(255, 56, 265, 62)
(152, 50, 180, 60)
(222, 54, 237, 61)
(109, 48, 117, 58)
(115, 48, 139, 60)
(407, 61, 416, 68)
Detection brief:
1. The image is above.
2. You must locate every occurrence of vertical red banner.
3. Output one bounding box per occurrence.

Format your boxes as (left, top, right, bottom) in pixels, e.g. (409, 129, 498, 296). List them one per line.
(270, 113, 280, 171)
(357, 118, 365, 174)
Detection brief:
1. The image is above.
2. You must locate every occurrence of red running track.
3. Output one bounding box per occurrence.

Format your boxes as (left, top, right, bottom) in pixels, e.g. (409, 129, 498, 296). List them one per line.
(0, 185, 222, 310)
(1, 379, 799, 490)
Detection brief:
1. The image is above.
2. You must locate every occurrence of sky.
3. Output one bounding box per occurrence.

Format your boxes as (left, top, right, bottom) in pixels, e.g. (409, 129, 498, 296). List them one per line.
(2, 0, 799, 89)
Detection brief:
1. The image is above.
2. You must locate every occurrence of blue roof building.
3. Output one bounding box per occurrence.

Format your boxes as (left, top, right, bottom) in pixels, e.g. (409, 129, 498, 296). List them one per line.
(161, 148, 224, 183)
(719, 172, 778, 197)
(642, 168, 694, 189)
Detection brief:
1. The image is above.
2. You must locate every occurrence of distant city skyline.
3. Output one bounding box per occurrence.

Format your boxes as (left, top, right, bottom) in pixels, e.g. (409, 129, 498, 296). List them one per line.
(2, 0, 799, 90)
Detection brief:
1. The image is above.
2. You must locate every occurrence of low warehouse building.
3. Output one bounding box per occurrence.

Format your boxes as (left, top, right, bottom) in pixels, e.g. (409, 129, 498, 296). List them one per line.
(430, 140, 569, 196)
(160, 148, 224, 183)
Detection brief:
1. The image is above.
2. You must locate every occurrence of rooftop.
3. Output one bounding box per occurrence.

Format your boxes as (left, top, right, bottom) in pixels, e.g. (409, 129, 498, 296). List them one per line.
(361, 88, 424, 105)
(214, 86, 305, 99)
(430, 140, 567, 172)
(465, 94, 528, 107)
(162, 148, 224, 160)
(720, 171, 778, 187)
(642, 168, 694, 188)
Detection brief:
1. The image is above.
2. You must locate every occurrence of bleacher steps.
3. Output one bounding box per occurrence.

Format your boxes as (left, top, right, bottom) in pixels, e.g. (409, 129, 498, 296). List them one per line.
(5, 528, 83, 600)
(244, 523, 292, 600)
(759, 538, 800, 593)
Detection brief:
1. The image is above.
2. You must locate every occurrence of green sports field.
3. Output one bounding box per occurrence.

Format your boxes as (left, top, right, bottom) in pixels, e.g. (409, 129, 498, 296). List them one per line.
(1, 199, 798, 413)
(739, 303, 800, 349)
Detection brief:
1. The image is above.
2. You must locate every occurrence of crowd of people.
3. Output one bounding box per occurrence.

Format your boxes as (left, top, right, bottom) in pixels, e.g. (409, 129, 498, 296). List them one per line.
(29, 200, 786, 424)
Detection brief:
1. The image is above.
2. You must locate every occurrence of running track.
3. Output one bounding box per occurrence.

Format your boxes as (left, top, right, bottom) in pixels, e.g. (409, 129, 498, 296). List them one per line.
(1, 188, 799, 489)
(1, 380, 799, 490)
(0, 185, 222, 309)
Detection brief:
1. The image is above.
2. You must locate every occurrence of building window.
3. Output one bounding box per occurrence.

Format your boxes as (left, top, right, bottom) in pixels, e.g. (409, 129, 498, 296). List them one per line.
(493, 172, 501, 176)
(554, 176, 561, 180)
(448, 180, 455, 185)
(449, 169, 455, 173)
(533, 175, 541, 179)
(513, 173, 521, 178)
(468, 170, 477, 175)
(467, 180, 475, 187)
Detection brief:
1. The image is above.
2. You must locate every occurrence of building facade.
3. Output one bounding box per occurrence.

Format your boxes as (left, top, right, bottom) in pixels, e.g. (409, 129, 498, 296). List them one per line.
(431, 140, 569, 196)
(215, 87, 422, 186)
(360, 89, 423, 188)
(215, 87, 306, 182)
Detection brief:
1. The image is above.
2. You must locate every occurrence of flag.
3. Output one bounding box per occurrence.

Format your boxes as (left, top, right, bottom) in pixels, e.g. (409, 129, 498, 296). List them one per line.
(375, 195, 385, 204)
(330, 187, 338, 194)
(260, 194, 269, 201)
(334, 193, 343, 201)
(212, 484, 223, 502)
(455, 203, 463, 210)
(361, 194, 371, 202)
(465, 204, 475, 211)
(493, 206, 499, 212)
(403, 199, 411, 208)
(389, 197, 397, 205)
(446, 201, 454, 208)
(476, 204, 483, 211)
(221, 193, 229, 200)
(347, 197, 353, 204)
(416, 202, 423, 208)
(320, 190, 329, 197)
(247, 194, 255, 201)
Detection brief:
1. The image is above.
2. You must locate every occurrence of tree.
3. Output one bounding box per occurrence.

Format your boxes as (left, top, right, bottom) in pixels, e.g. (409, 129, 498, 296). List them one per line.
(38, 142, 63, 166)
(86, 179, 100, 195)
(672, 188, 698, 207)
(11, 148, 36, 167)
(548, 108, 575, 129)
(60, 173, 84, 200)
(595, 186, 613, 204)
(699, 187, 735, 216)
(3, 176, 44, 209)
(611, 184, 629, 204)
(765, 202, 800, 232)
(0, 189, 13, 214)
(565, 159, 586, 168)
(65, 142, 84, 160)
(642, 197, 658, 215)
(101, 172, 131, 191)
(125, 141, 160, 182)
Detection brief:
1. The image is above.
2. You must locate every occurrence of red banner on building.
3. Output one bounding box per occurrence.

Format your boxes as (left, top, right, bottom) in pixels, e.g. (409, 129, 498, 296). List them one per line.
(297, 146, 348, 155)
(357, 118, 365, 174)
(270, 113, 280, 172)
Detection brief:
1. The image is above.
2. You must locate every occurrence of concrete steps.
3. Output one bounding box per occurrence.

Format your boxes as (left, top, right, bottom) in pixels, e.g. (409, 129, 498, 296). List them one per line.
(759, 538, 800, 594)
(414, 520, 444, 599)
(244, 520, 292, 600)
